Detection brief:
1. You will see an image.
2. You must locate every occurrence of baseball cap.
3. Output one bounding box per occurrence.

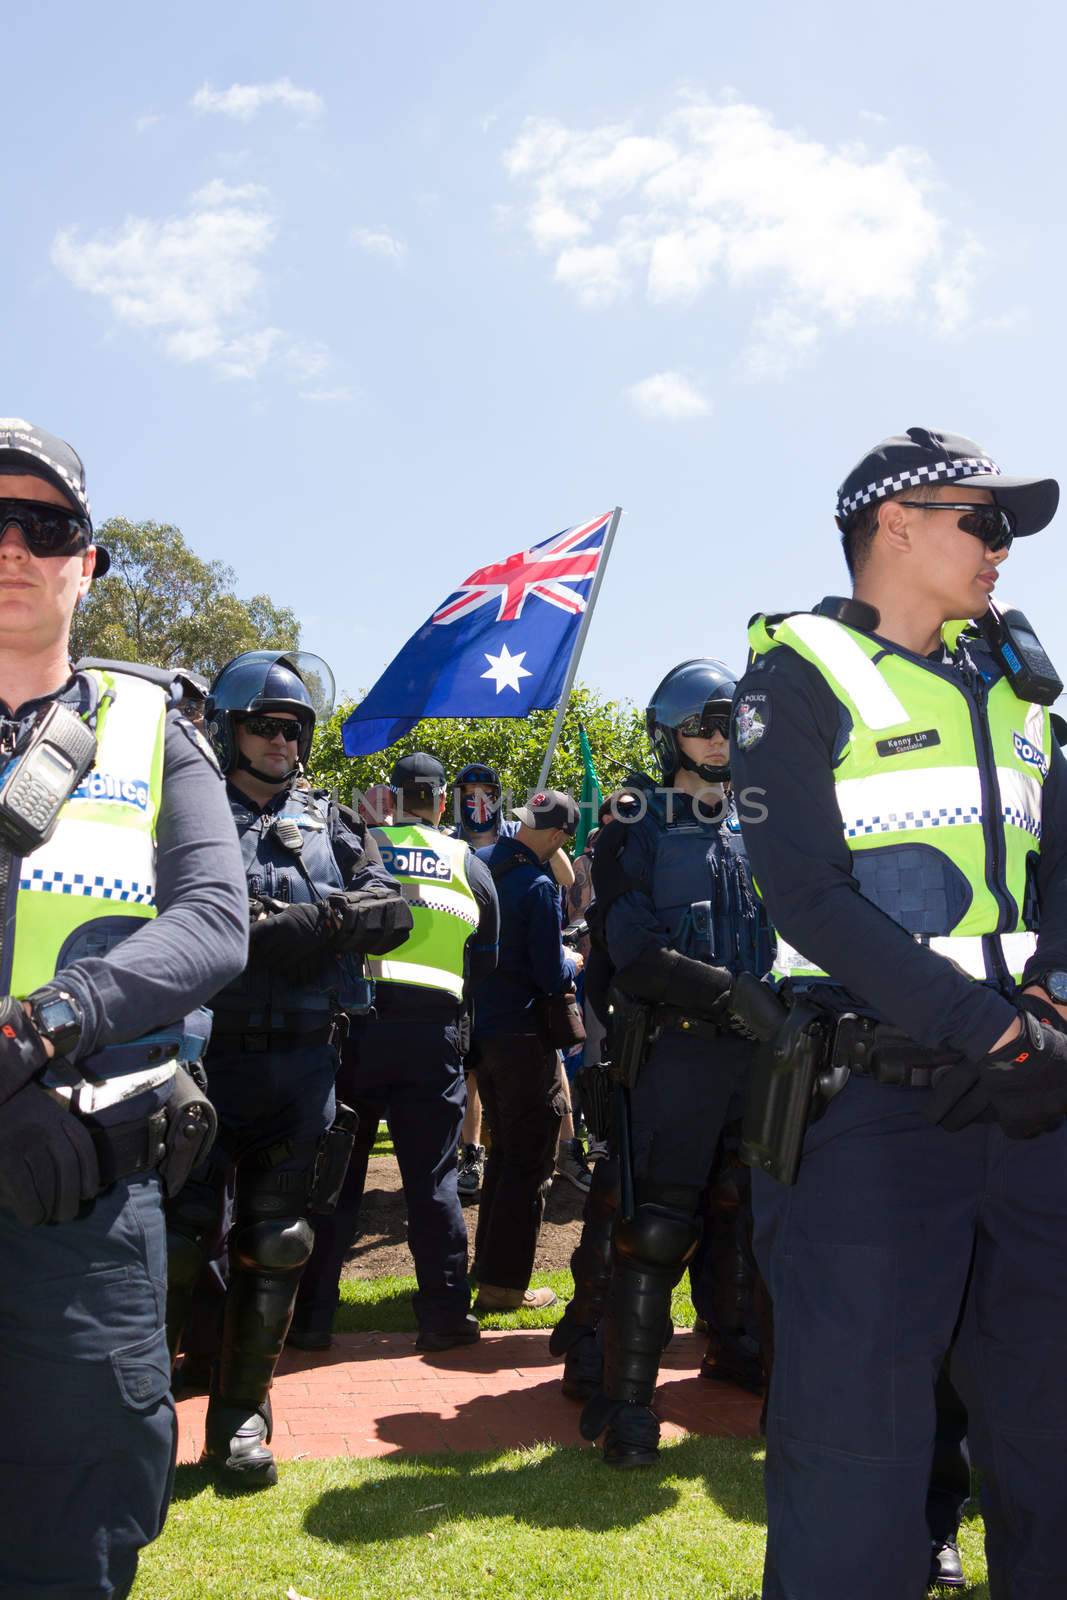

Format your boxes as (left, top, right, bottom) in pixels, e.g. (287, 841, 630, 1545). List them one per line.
(390, 751, 446, 790)
(0, 417, 111, 577)
(836, 427, 1059, 539)
(511, 789, 581, 835)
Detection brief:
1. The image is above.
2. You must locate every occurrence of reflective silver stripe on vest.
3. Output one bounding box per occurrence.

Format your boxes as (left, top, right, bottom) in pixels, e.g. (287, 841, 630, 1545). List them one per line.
(785, 614, 909, 729)
(834, 767, 983, 839)
(774, 930, 1037, 983)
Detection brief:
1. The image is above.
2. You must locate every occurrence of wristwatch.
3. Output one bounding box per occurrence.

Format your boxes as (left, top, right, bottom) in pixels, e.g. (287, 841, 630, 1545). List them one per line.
(1031, 970, 1067, 1004)
(29, 988, 83, 1057)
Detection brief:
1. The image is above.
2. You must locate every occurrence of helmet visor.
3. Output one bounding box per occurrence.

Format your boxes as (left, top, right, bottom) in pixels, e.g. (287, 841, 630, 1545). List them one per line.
(231, 651, 336, 719)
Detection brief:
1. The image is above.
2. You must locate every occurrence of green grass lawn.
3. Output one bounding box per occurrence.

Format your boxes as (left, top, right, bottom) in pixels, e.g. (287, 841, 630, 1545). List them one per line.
(335, 1270, 699, 1333)
(136, 1440, 992, 1599)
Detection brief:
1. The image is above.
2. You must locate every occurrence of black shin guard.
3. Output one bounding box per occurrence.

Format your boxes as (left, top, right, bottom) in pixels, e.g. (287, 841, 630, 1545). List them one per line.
(550, 1156, 620, 1358)
(216, 1215, 314, 1408)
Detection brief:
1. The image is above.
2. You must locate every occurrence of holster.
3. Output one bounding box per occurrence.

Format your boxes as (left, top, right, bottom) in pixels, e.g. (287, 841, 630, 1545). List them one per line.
(307, 1102, 359, 1215)
(739, 1000, 831, 1186)
(159, 1064, 219, 1198)
(608, 989, 655, 1091)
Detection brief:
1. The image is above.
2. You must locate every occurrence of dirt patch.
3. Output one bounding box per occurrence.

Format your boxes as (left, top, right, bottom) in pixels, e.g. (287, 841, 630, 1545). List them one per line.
(340, 1155, 587, 1280)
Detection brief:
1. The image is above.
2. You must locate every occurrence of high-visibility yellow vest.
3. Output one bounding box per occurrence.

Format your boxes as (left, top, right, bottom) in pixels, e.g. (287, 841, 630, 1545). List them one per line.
(11, 668, 167, 997)
(368, 824, 478, 1001)
(748, 612, 1047, 987)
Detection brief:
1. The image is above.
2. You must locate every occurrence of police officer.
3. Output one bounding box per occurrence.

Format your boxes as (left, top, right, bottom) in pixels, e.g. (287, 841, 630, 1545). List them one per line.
(165, 650, 411, 1487)
(732, 427, 1067, 1598)
(575, 660, 774, 1466)
(0, 419, 248, 1596)
(351, 752, 499, 1346)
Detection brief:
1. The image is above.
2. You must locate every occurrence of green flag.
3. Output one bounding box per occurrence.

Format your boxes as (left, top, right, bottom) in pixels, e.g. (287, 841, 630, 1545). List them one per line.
(574, 722, 602, 856)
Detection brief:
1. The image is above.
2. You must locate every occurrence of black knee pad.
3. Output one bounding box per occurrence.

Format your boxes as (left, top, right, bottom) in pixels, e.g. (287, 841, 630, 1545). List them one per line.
(230, 1216, 314, 1274)
(614, 1204, 701, 1272)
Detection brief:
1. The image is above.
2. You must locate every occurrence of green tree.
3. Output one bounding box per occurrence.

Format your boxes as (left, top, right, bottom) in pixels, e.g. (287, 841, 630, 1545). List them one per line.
(70, 517, 300, 677)
(306, 683, 649, 808)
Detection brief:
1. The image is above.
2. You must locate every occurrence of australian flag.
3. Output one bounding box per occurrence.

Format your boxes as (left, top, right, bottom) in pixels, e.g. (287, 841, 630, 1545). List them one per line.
(342, 511, 615, 755)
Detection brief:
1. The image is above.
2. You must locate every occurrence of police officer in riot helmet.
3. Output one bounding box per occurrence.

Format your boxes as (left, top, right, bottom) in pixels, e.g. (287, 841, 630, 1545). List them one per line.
(573, 658, 774, 1466)
(0, 420, 249, 1597)
(165, 650, 411, 1488)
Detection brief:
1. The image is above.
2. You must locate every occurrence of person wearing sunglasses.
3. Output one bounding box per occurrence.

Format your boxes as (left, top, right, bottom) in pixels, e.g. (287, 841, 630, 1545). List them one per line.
(731, 426, 1067, 1598)
(0, 421, 251, 1598)
(564, 658, 775, 1467)
(164, 650, 411, 1489)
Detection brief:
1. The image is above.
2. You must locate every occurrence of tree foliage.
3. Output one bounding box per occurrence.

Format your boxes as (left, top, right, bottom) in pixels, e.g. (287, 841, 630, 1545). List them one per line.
(70, 517, 300, 678)
(306, 683, 650, 806)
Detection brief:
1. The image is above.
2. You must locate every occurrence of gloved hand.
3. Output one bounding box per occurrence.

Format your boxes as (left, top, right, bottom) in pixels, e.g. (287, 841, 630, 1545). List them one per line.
(979, 1010, 1067, 1138)
(248, 900, 332, 968)
(925, 1060, 991, 1132)
(0, 994, 49, 1106)
(0, 1082, 100, 1226)
(326, 883, 414, 956)
(1018, 990, 1067, 1034)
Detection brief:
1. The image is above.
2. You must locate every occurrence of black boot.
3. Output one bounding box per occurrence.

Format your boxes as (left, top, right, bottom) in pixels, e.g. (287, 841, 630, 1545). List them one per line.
(203, 1396, 276, 1489)
(561, 1326, 603, 1401)
(928, 1540, 965, 1590)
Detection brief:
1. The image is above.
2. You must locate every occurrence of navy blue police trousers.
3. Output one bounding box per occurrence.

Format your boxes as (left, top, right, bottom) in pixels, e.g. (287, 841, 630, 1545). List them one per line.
(0, 1176, 175, 1598)
(753, 1075, 1067, 1600)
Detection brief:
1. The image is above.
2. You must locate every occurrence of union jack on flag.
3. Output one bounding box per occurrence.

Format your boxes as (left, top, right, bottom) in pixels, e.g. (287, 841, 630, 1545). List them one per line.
(342, 509, 619, 756)
(431, 513, 610, 625)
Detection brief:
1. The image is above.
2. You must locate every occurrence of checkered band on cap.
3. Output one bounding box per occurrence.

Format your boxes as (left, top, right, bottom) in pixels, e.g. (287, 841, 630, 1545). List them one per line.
(837, 456, 1000, 522)
(0, 418, 91, 522)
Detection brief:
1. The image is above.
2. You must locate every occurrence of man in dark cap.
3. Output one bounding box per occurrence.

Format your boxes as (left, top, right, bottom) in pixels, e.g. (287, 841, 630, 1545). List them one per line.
(732, 427, 1067, 1597)
(471, 790, 583, 1311)
(0, 420, 249, 1593)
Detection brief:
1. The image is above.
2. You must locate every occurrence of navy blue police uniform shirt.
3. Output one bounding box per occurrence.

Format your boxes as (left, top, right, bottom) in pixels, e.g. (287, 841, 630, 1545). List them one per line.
(731, 632, 1067, 1060)
(473, 834, 576, 1035)
(0, 675, 250, 1062)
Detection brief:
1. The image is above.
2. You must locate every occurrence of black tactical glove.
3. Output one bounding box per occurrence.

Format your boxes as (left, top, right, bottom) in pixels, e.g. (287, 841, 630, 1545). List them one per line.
(0, 1082, 101, 1226)
(1018, 990, 1067, 1033)
(613, 948, 733, 1021)
(326, 882, 414, 957)
(925, 1060, 991, 1133)
(0, 994, 49, 1107)
(248, 900, 332, 968)
(980, 1010, 1067, 1138)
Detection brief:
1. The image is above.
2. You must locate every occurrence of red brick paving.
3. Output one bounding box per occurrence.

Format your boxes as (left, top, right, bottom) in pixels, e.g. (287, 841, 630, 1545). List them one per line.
(176, 1328, 762, 1463)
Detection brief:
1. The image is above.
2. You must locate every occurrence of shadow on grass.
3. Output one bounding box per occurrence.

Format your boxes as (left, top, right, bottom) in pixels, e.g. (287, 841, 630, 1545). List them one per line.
(303, 1432, 766, 1543)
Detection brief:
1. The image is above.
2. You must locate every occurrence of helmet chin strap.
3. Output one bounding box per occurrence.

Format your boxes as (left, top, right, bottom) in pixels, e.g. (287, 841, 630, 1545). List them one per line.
(677, 748, 731, 783)
(236, 751, 302, 786)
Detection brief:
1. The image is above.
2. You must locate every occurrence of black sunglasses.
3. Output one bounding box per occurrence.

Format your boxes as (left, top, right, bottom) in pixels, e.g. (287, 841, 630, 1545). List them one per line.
(896, 500, 1016, 553)
(239, 714, 303, 742)
(676, 712, 731, 740)
(0, 498, 93, 558)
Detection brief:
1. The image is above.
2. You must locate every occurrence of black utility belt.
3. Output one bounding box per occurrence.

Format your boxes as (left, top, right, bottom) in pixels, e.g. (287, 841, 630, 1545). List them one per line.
(653, 1005, 728, 1044)
(827, 1013, 960, 1090)
(85, 1108, 169, 1187)
(211, 1022, 335, 1054)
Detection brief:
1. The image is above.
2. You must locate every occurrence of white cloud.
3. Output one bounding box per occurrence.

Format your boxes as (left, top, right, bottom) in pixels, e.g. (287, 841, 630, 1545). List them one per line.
(504, 96, 983, 370)
(351, 225, 407, 263)
(191, 78, 324, 122)
(299, 386, 353, 403)
(135, 113, 163, 134)
(51, 181, 327, 383)
(627, 371, 710, 419)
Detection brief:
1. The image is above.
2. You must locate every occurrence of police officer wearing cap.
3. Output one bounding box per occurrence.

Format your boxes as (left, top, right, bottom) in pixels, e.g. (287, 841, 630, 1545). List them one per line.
(333, 751, 498, 1347)
(564, 661, 772, 1466)
(732, 427, 1067, 1597)
(0, 420, 248, 1595)
(164, 650, 411, 1487)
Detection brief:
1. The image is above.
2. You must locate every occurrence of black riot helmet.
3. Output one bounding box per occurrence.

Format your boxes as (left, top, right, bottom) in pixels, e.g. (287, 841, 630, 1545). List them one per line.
(646, 658, 738, 783)
(206, 650, 336, 782)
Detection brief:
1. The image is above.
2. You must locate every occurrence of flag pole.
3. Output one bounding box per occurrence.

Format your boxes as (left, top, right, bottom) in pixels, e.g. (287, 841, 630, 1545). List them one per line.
(535, 505, 622, 792)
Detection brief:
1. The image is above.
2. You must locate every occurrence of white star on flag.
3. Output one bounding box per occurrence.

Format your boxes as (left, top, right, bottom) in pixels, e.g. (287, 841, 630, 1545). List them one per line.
(481, 644, 532, 694)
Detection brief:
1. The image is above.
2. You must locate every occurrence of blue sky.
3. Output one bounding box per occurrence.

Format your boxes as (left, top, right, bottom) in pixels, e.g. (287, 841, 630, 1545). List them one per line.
(6, 0, 1066, 719)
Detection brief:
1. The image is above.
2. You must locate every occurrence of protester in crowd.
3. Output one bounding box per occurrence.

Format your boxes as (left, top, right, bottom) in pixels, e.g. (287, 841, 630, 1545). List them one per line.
(472, 790, 583, 1311)
(0, 419, 248, 1595)
(164, 651, 411, 1488)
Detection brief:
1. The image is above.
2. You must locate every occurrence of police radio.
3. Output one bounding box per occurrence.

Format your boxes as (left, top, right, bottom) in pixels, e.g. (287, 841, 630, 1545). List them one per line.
(0, 703, 98, 855)
(977, 602, 1063, 706)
